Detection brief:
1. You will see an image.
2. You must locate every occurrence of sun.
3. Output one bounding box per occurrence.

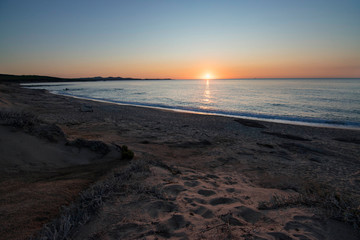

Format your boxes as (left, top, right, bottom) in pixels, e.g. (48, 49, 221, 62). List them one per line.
(204, 73, 212, 80)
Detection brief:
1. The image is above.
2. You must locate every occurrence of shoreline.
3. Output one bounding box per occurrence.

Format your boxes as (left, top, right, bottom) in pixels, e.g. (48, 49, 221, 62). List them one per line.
(62, 95, 360, 131)
(1, 83, 360, 239)
(24, 85, 360, 131)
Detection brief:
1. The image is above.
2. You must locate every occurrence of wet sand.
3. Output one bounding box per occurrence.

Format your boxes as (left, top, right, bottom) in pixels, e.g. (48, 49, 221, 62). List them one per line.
(0, 83, 359, 239)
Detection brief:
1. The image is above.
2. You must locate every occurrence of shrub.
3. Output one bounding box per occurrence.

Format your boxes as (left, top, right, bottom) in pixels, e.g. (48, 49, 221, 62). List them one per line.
(121, 145, 134, 160)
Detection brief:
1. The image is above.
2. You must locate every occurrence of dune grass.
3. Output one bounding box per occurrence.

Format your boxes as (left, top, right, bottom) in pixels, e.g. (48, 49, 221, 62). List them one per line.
(258, 181, 360, 229)
(0, 109, 39, 129)
(31, 159, 179, 240)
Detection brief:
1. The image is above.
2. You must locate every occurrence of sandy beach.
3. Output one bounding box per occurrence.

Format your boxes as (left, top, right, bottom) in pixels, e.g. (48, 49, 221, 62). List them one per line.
(0, 83, 359, 240)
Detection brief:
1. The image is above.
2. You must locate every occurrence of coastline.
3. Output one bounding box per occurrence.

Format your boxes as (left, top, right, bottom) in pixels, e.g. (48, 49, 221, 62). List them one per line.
(1, 83, 360, 239)
(46, 92, 360, 131)
(22, 79, 360, 131)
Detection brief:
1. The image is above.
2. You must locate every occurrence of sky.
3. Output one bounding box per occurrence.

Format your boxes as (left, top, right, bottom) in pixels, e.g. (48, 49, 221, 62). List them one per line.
(0, 0, 360, 79)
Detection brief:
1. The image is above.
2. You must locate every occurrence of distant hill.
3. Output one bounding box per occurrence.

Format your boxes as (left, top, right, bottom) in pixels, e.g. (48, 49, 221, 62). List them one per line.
(0, 74, 171, 83)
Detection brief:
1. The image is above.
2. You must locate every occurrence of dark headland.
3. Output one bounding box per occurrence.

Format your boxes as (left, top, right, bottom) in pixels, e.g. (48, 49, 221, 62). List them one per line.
(0, 73, 171, 83)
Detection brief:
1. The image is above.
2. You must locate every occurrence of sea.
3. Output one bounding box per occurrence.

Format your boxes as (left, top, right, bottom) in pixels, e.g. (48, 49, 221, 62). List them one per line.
(23, 79, 360, 129)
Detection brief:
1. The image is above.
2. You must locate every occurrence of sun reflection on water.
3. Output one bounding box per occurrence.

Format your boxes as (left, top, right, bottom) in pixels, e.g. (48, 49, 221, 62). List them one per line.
(201, 79, 212, 109)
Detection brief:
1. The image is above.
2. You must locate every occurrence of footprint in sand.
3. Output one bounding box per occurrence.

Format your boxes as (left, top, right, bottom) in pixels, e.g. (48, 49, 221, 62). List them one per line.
(110, 223, 146, 239)
(205, 174, 219, 179)
(223, 176, 238, 185)
(184, 180, 200, 187)
(192, 206, 214, 219)
(209, 197, 236, 205)
(152, 214, 191, 239)
(162, 184, 186, 199)
(234, 206, 264, 224)
(284, 221, 325, 240)
(184, 197, 207, 205)
(166, 214, 189, 230)
(220, 213, 244, 226)
(226, 188, 235, 193)
(197, 189, 216, 197)
(146, 200, 178, 218)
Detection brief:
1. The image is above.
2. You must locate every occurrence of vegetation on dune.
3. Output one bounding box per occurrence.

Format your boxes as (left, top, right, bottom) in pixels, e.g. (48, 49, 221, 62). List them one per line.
(0, 109, 39, 129)
(121, 145, 134, 160)
(0, 109, 134, 156)
(31, 160, 148, 239)
(0, 109, 66, 142)
(258, 182, 360, 229)
(31, 159, 180, 240)
(0, 108, 139, 239)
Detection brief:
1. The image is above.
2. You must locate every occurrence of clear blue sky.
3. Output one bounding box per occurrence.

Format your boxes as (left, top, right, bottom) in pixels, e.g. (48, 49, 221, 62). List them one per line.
(1, 0, 359, 78)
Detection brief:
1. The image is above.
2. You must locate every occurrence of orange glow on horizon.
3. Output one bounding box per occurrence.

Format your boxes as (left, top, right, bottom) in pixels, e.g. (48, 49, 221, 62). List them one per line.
(4, 57, 359, 79)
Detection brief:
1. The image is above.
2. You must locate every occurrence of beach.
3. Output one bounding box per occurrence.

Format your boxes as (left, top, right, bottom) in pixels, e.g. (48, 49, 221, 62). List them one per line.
(1, 83, 359, 240)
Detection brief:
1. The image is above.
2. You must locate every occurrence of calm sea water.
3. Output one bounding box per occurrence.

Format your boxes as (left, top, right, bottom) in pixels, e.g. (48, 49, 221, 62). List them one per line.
(23, 79, 360, 128)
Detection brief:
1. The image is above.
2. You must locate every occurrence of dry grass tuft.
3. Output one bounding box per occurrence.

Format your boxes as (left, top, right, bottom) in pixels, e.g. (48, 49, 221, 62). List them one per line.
(0, 109, 39, 129)
(258, 182, 360, 229)
(31, 159, 173, 240)
(0, 109, 65, 142)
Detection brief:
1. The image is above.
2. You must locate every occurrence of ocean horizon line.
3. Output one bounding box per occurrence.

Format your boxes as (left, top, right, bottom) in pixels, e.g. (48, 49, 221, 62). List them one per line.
(2, 73, 360, 83)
